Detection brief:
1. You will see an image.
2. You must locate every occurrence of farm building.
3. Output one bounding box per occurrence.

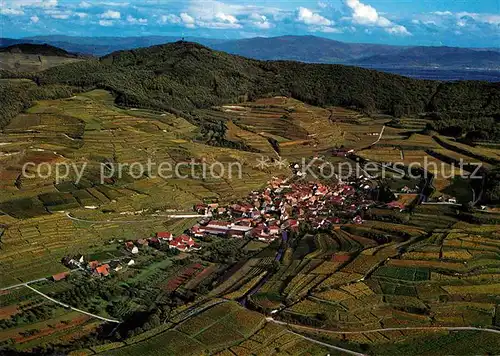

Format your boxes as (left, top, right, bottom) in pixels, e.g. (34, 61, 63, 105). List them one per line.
(52, 272, 69, 282)
(95, 264, 110, 277)
(157, 231, 173, 241)
(169, 235, 201, 252)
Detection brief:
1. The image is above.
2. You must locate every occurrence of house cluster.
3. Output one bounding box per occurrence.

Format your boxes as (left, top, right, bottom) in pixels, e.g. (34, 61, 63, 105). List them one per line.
(185, 177, 374, 243)
(123, 232, 202, 253)
(61, 255, 135, 279)
(190, 217, 287, 243)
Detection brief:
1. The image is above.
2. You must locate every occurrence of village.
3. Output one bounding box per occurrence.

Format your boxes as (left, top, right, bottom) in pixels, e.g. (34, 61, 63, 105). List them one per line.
(58, 175, 383, 279)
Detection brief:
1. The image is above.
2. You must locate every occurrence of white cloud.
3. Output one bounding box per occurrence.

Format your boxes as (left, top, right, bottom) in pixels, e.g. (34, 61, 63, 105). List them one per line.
(186, 0, 282, 18)
(100, 10, 121, 19)
(45, 9, 73, 19)
(101, 1, 129, 7)
(2, 0, 57, 9)
(177, 6, 243, 30)
(1, 8, 24, 15)
(75, 12, 88, 19)
(483, 15, 500, 25)
(296, 7, 332, 26)
(457, 12, 500, 26)
(182, 0, 282, 29)
(30, 15, 39, 23)
(345, 0, 410, 35)
(215, 12, 238, 24)
(318, 1, 328, 9)
(180, 12, 196, 28)
(385, 25, 410, 35)
(317, 26, 342, 33)
(79, 1, 91, 8)
(127, 15, 147, 24)
(180, 12, 195, 23)
(345, 0, 378, 25)
(248, 13, 273, 29)
(416, 11, 500, 29)
(433, 11, 453, 16)
(160, 14, 181, 24)
(99, 19, 113, 26)
(196, 19, 242, 29)
(253, 21, 272, 29)
(52, 14, 69, 19)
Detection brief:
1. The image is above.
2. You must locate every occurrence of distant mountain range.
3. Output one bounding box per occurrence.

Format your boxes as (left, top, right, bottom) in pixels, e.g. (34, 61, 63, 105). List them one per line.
(1, 35, 499, 70)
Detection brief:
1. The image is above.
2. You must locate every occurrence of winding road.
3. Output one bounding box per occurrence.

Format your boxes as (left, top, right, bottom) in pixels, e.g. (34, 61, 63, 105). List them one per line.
(287, 329, 367, 356)
(371, 125, 385, 146)
(266, 317, 500, 335)
(1, 278, 48, 291)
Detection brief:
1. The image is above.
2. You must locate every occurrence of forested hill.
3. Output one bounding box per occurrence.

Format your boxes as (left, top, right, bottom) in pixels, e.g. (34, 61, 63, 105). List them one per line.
(1, 41, 499, 130)
(0, 43, 78, 57)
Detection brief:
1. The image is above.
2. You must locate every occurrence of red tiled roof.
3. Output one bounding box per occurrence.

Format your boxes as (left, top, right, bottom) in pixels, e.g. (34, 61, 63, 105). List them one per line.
(52, 272, 69, 281)
(157, 232, 172, 239)
(96, 264, 110, 276)
(207, 220, 231, 227)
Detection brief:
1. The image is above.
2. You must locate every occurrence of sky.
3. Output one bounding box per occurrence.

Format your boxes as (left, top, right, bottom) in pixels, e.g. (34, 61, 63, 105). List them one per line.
(1, 0, 499, 47)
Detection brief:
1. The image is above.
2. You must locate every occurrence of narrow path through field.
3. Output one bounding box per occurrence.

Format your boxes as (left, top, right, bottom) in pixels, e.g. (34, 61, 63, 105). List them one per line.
(287, 329, 367, 356)
(371, 125, 385, 146)
(24, 284, 121, 323)
(0, 278, 48, 291)
(65, 212, 210, 224)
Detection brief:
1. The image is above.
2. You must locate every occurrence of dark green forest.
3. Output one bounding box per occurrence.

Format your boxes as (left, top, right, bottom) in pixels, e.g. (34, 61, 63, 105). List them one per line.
(1, 41, 498, 133)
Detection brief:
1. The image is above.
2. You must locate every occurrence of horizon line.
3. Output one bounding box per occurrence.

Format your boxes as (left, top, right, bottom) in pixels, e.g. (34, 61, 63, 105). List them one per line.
(3, 34, 499, 50)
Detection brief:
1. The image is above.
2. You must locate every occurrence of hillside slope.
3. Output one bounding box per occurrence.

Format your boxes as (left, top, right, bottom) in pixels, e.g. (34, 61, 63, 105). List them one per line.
(0, 43, 83, 72)
(0, 43, 78, 57)
(1, 42, 499, 134)
(40, 42, 500, 113)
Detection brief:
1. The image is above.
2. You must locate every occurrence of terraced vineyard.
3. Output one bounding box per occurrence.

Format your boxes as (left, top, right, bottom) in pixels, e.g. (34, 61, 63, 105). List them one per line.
(1, 86, 500, 355)
(81, 218, 500, 356)
(0, 90, 288, 286)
